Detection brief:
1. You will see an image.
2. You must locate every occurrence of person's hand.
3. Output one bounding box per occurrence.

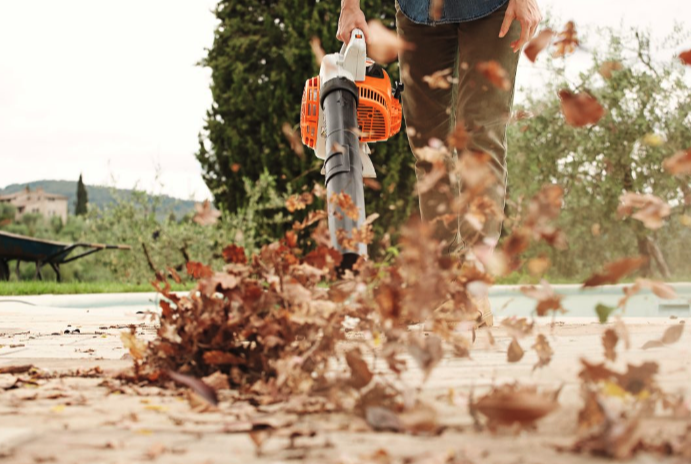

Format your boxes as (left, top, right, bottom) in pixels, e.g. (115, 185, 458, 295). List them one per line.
(337, 4, 369, 44)
(499, 0, 542, 53)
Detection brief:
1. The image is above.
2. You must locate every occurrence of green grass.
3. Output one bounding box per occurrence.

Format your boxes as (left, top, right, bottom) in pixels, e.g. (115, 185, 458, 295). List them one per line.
(0, 281, 195, 296)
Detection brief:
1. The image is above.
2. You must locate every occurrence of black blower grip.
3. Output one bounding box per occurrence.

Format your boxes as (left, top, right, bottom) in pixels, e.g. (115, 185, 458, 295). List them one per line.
(321, 77, 366, 268)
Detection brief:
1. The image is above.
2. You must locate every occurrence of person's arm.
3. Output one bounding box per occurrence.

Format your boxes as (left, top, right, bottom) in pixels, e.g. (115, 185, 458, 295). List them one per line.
(499, 0, 542, 53)
(337, 0, 370, 44)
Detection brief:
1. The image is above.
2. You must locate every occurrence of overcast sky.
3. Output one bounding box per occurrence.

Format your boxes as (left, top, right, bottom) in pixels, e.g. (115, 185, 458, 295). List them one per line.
(0, 0, 688, 201)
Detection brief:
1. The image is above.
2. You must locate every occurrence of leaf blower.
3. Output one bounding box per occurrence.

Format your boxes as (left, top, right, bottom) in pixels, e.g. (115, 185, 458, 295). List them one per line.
(300, 29, 403, 270)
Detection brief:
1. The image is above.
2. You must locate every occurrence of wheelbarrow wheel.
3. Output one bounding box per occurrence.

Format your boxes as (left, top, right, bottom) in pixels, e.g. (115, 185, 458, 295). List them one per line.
(0, 260, 9, 281)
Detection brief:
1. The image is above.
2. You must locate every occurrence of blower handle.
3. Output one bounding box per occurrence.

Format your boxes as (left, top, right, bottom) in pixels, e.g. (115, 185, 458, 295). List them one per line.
(339, 28, 367, 82)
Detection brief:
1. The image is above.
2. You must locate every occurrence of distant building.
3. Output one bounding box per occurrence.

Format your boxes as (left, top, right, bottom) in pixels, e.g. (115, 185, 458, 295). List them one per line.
(0, 187, 68, 222)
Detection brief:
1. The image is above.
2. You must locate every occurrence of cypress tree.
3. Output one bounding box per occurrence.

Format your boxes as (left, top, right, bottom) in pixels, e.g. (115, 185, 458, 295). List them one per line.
(196, 0, 417, 252)
(75, 174, 88, 216)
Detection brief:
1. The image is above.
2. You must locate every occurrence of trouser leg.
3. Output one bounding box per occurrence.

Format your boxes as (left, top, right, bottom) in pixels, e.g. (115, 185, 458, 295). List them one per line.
(455, 3, 521, 246)
(396, 8, 460, 253)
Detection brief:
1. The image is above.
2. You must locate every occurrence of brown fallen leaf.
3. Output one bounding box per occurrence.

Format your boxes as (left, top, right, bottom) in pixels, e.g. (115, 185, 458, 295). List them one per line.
(598, 61, 623, 80)
(519, 280, 565, 316)
(642, 322, 685, 349)
(662, 148, 691, 175)
(532, 334, 553, 370)
(582, 256, 647, 288)
(602, 328, 618, 362)
(553, 21, 579, 58)
(282, 122, 305, 159)
(429, 0, 444, 21)
(309, 36, 325, 66)
(447, 121, 470, 150)
(221, 244, 247, 264)
(472, 383, 560, 429)
(366, 20, 412, 64)
(501, 316, 534, 338)
(567, 411, 642, 460)
(507, 338, 525, 363)
(365, 406, 403, 432)
(617, 192, 671, 229)
(167, 370, 219, 406)
(398, 402, 442, 435)
(634, 278, 678, 299)
(679, 49, 691, 66)
(527, 256, 550, 276)
(407, 333, 443, 381)
(0, 365, 34, 375)
(476, 60, 511, 91)
(524, 29, 555, 62)
(558, 90, 605, 127)
(346, 348, 374, 390)
(577, 388, 607, 433)
(192, 200, 221, 226)
(186, 261, 214, 280)
(422, 68, 453, 90)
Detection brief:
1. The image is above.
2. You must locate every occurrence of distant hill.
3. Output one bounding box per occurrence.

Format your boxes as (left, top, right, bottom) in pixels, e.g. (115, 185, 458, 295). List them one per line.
(0, 180, 197, 219)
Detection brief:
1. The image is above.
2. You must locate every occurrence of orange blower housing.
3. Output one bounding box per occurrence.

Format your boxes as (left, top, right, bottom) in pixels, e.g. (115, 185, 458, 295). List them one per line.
(301, 62, 402, 149)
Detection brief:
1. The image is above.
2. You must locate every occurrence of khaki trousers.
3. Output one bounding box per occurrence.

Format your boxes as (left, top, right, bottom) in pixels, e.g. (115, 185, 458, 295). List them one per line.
(396, 2, 521, 255)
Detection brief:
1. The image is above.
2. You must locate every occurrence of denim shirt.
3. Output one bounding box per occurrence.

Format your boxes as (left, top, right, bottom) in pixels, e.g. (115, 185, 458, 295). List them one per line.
(397, 0, 508, 25)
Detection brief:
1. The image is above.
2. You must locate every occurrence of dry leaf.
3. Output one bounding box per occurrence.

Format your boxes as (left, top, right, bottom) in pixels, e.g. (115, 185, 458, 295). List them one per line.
(524, 29, 554, 62)
(221, 244, 247, 264)
(602, 328, 618, 362)
(501, 317, 534, 338)
(507, 338, 525, 363)
(309, 36, 325, 66)
(407, 334, 443, 381)
(346, 348, 374, 390)
(422, 68, 452, 90)
(553, 21, 579, 57)
(532, 334, 553, 370)
(642, 322, 685, 349)
(598, 61, 623, 80)
(282, 122, 305, 158)
(476, 61, 511, 91)
(662, 148, 691, 175)
(366, 20, 412, 64)
(186, 261, 214, 279)
(429, 0, 444, 21)
(679, 49, 691, 66)
(617, 192, 671, 229)
(558, 90, 605, 127)
(519, 280, 565, 316)
(167, 370, 219, 406)
(472, 383, 560, 429)
(582, 256, 647, 287)
(193, 200, 221, 226)
(527, 256, 550, 276)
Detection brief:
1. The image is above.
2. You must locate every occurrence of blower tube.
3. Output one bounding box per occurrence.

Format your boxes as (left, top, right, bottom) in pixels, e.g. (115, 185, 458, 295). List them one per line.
(320, 77, 366, 271)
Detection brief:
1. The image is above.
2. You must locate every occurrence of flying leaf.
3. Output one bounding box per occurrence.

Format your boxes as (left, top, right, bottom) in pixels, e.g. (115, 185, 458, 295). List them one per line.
(167, 370, 219, 406)
(507, 338, 524, 363)
(524, 29, 554, 62)
(602, 328, 618, 362)
(519, 280, 565, 316)
(582, 256, 647, 287)
(679, 49, 691, 66)
(635, 278, 677, 299)
(553, 21, 579, 57)
(345, 348, 374, 390)
(222, 244, 247, 264)
(186, 261, 214, 280)
(429, 0, 444, 21)
(422, 68, 453, 90)
(309, 36, 325, 66)
(407, 334, 443, 381)
(476, 61, 511, 91)
(642, 322, 685, 349)
(193, 200, 221, 226)
(558, 90, 605, 127)
(598, 61, 623, 80)
(366, 20, 412, 64)
(663, 148, 691, 176)
(447, 122, 470, 150)
(471, 383, 560, 429)
(501, 316, 534, 339)
(282, 122, 305, 158)
(532, 334, 553, 370)
(617, 192, 671, 229)
(595, 303, 616, 324)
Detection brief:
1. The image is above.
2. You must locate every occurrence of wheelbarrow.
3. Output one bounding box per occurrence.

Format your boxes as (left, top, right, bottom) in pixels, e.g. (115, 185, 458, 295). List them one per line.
(0, 231, 131, 282)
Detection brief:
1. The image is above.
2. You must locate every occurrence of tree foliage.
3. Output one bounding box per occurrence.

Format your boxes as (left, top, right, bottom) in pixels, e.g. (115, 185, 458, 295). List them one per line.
(508, 28, 691, 279)
(196, 0, 417, 254)
(75, 174, 88, 216)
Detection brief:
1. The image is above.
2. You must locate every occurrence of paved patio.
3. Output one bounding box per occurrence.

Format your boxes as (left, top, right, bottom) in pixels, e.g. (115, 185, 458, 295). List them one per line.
(0, 294, 689, 463)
